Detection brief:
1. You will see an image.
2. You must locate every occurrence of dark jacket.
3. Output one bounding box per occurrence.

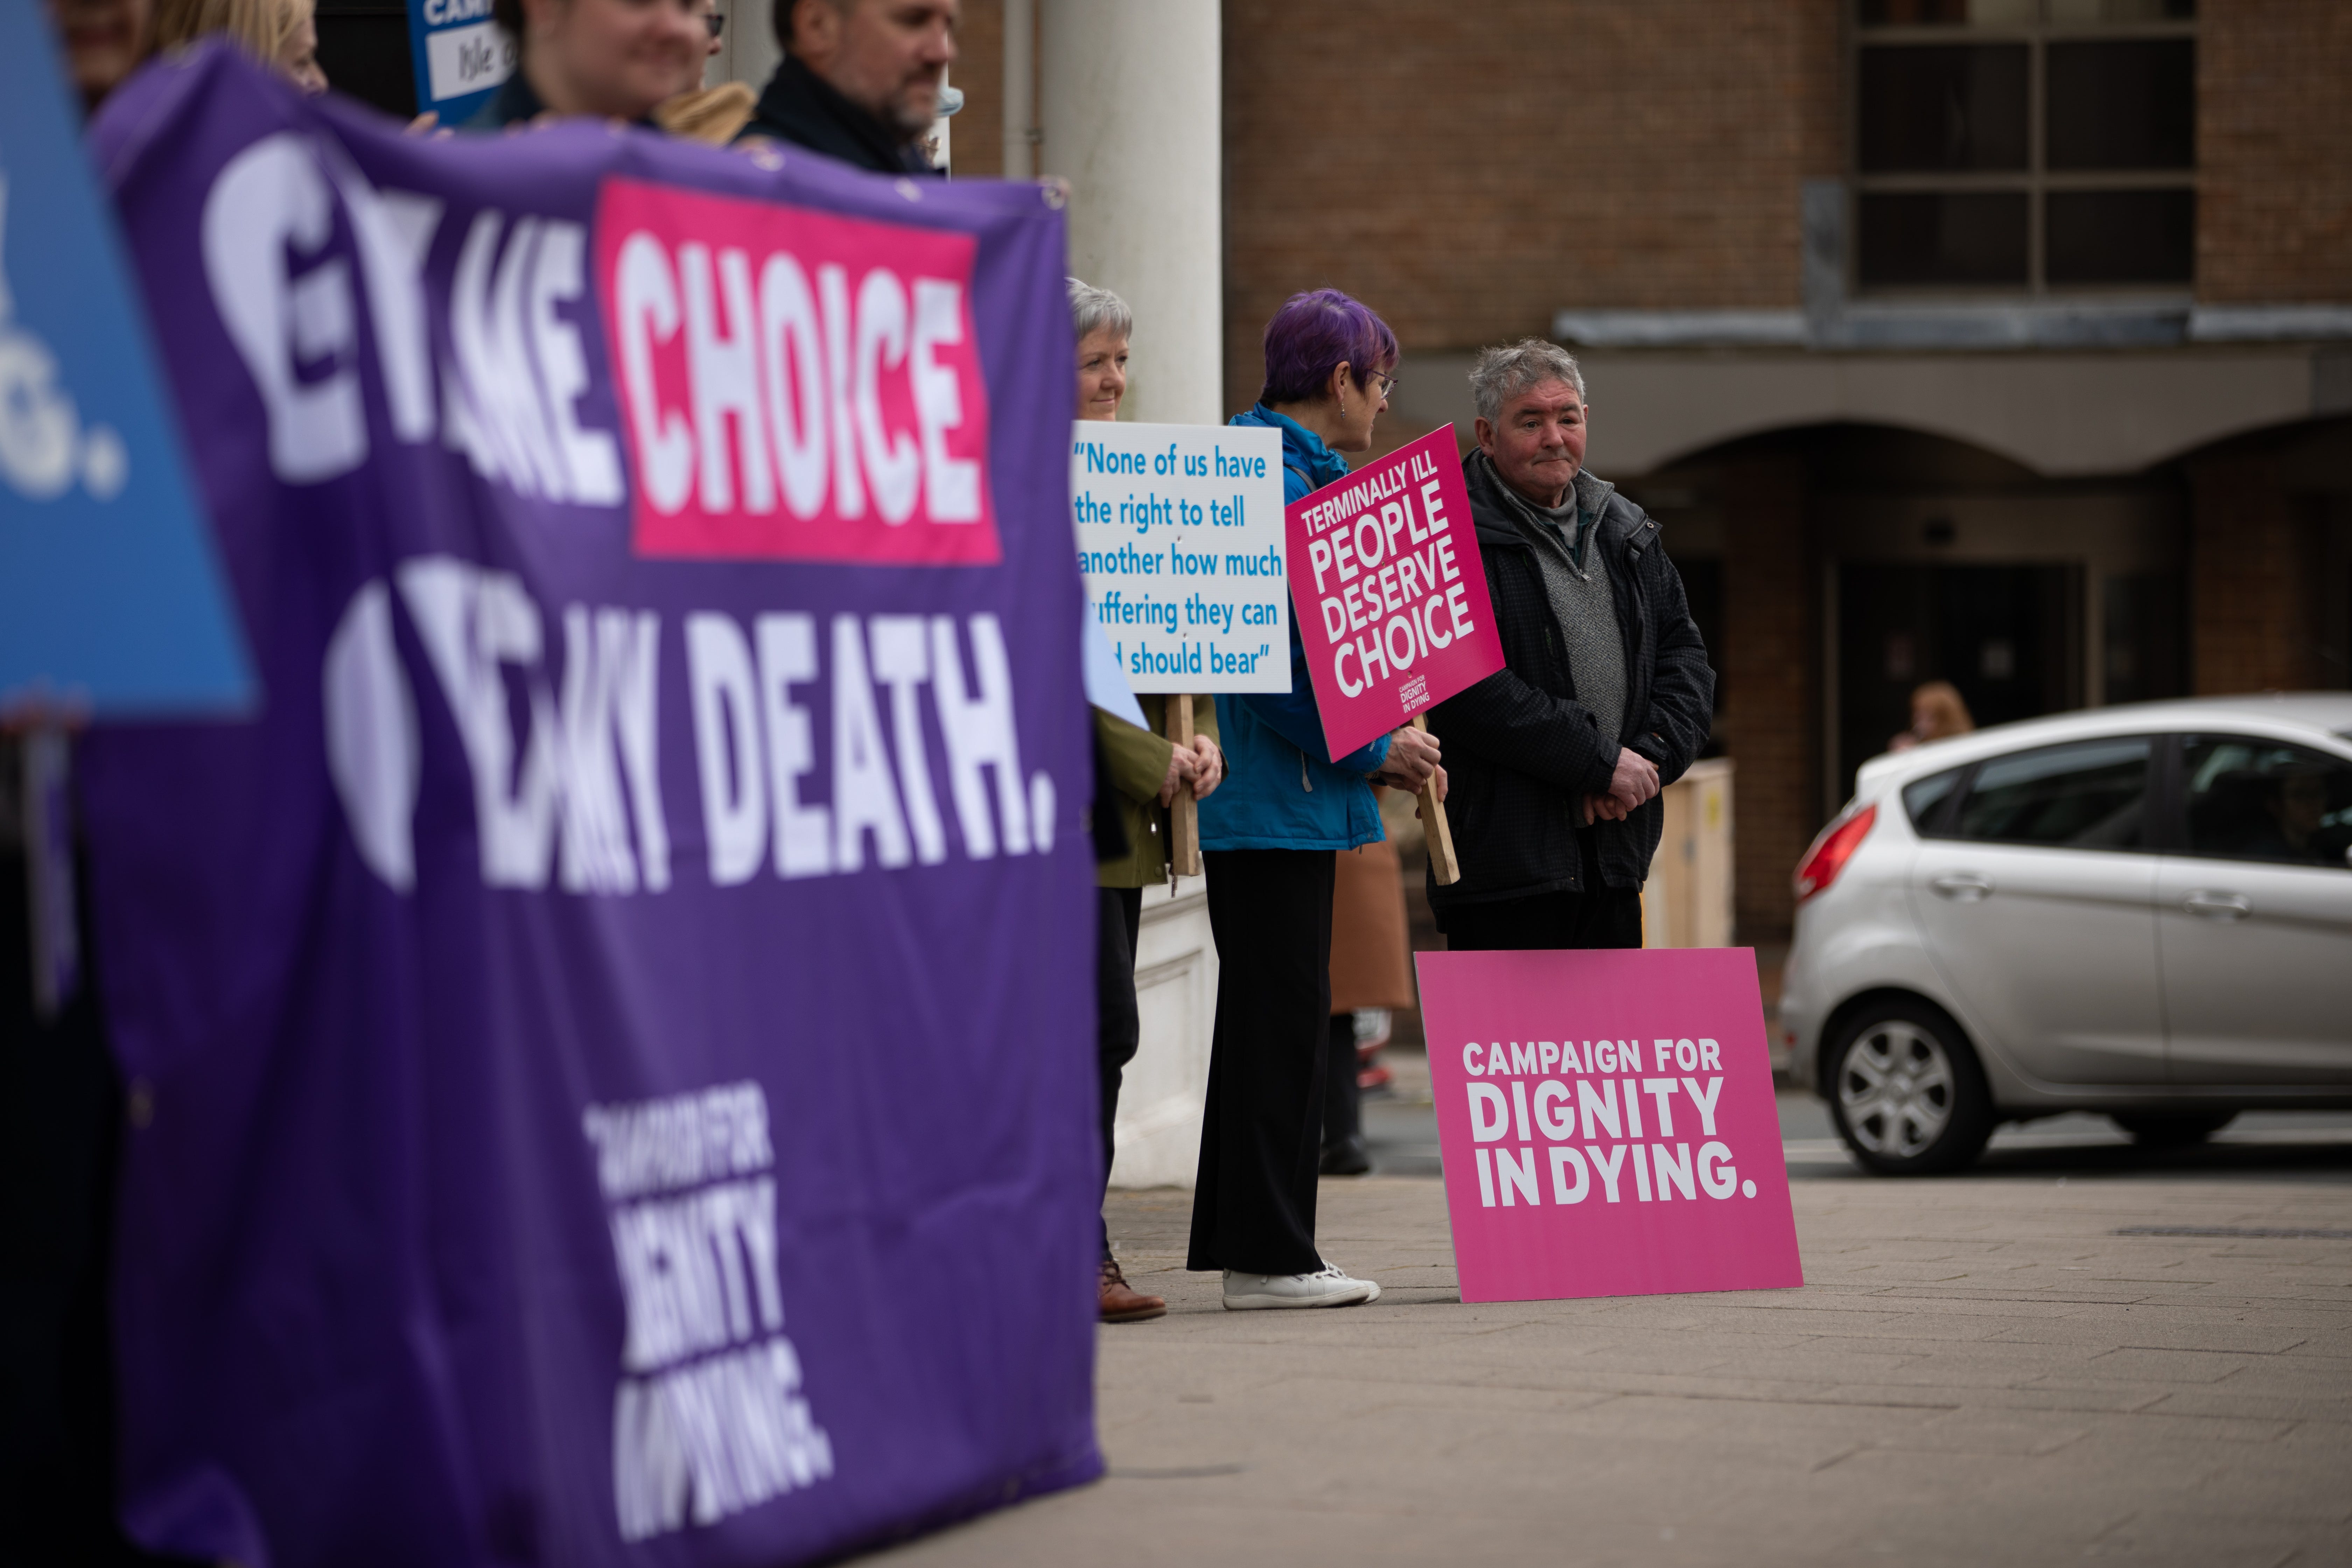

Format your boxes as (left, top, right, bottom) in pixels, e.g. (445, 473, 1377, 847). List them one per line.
(735, 55, 933, 175)
(1425, 451, 1714, 913)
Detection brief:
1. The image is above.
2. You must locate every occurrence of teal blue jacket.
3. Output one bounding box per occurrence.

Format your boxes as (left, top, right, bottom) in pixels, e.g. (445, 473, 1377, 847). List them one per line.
(1198, 406, 1393, 852)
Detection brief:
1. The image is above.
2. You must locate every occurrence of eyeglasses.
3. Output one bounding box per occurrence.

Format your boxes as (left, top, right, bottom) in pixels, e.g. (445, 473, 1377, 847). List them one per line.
(705, 8, 723, 36)
(1364, 370, 1398, 399)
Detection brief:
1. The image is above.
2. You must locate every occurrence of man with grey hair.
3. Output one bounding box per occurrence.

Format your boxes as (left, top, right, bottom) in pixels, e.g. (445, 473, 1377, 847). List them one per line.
(1423, 339, 1715, 949)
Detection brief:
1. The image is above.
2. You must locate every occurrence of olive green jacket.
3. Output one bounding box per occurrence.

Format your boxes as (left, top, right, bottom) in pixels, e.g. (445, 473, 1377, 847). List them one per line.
(1094, 697, 1219, 888)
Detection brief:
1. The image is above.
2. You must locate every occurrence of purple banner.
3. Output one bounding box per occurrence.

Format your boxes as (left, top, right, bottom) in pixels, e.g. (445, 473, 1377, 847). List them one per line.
(80, 46, 1098, 1567)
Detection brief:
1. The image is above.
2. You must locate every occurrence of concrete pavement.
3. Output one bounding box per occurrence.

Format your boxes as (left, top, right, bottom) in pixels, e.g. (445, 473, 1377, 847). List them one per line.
(876, 1091, 2352, 1568)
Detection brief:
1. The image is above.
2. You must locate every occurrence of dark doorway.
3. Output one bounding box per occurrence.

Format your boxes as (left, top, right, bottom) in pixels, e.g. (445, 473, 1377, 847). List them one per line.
(2102, 571, 2188, 705)
(1838, 562, 2082, 798)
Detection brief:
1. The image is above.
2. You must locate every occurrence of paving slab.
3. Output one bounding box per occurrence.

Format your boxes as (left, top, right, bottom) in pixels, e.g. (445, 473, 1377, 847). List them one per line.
(871, 1096, 2352, 1567)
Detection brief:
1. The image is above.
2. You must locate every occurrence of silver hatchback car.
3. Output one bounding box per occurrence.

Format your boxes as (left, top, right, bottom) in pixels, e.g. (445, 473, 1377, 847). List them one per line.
(1780, 694, 2352, 1174)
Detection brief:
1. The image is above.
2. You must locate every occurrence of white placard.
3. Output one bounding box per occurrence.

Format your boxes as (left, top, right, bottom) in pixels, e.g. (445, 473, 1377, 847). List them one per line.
(425, 19, 515, 103)
(1071, 421, 1288, 694)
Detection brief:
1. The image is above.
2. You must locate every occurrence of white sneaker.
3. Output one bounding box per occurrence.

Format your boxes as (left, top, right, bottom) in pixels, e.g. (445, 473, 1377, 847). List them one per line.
(1222, 1264, 1381, 1310)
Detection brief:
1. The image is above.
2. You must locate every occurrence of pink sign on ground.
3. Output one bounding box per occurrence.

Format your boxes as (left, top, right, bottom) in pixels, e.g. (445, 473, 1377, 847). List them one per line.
(1414, 947, 1803, 1303)
(1286, 428, 1504, 761)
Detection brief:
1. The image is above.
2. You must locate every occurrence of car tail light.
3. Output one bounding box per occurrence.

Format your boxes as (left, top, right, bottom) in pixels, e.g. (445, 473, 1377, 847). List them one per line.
(1794, 803, 1877, 903)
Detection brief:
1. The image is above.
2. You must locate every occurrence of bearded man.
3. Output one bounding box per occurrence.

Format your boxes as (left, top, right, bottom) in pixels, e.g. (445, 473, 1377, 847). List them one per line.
(740, 0, 955, 174)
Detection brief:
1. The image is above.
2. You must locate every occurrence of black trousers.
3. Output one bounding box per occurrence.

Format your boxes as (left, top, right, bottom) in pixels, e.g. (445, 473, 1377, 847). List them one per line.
(1188, 849, 1334, 1276)
(4, 836, 164, 1563)
(1095, 886, 1143, 1259)
(1442, 834, 1644, 952)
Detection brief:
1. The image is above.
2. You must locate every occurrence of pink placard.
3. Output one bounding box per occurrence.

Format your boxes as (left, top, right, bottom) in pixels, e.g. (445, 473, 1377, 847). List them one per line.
(595, 178, 1000, 566)
(1414, 948, 1804, 1303)
(1286, 428, 1504, 761)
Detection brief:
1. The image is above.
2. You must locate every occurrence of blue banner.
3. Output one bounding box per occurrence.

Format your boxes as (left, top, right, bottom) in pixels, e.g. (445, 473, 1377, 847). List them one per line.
(0, 1, 251, 715)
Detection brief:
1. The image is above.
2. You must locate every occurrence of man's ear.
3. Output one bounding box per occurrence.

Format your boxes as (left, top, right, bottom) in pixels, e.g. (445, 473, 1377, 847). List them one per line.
(787, 0, 839, 59)
(1473, 416, 1496, 455)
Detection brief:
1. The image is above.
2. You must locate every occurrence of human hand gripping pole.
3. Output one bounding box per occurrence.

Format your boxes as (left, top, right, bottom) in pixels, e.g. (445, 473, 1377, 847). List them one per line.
(1375, 720, 1456, 884)
(1411, 716, 1460, 884)
(1164, 693, 1202, 876)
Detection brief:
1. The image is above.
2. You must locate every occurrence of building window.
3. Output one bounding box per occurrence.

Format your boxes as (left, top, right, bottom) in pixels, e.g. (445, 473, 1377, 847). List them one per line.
(1854, 0, 2196, 294)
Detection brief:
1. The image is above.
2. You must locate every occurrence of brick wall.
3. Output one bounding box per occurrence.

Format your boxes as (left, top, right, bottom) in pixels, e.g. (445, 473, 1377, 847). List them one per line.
(2188, 451, 2327, 692)
(1222, 0, 1842, 418)
(947, 0, 2352, 367)
(1720, 456, 1813, 943)
(2199, 0, 2352, 303)
(948, 0, 1004, 179)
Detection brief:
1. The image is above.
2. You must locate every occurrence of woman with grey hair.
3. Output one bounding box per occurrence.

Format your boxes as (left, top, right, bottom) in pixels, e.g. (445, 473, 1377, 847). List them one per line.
(1069, 278, 1224, 1324)
(1069, 280, 1133, 422)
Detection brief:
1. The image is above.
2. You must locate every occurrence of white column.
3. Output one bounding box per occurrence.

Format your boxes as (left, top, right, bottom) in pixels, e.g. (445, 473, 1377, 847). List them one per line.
(1001, 0, 1036, 179)
(1036, 1, 1224, 1190)
(1038, 0, 1222, 425)
(713, 0, 779, 91)
(1111, 882, 1221, 1189)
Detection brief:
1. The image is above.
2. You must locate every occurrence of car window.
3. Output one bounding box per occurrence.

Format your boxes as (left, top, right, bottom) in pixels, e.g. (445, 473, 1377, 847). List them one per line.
(1902, 765, 1965, 834)
(1953, 737, 2150, 849)
(2182, 735, 2352, 870)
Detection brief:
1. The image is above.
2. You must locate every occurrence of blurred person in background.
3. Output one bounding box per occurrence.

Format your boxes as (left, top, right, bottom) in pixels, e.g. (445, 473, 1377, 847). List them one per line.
(654, 0, 758, 142)
(153, 0, 327, 91)
(2249, 766, 2335, 864)
(1071, 278, 1223, 1325)
(1323, 836, 1413, 1177)
(737, 0, 953, 174)
(1888, 680, 1974, 752)
(47, 0, 154, 111)
(472, 0, 707, 127)
(1190, 288, 1444, 1311)
(1429, 339, 1713, 953)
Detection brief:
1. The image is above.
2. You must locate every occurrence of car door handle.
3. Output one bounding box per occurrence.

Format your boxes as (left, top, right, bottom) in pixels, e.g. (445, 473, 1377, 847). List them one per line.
(2181, 890, 2250, 920)
(1930, 874, 1993, 902)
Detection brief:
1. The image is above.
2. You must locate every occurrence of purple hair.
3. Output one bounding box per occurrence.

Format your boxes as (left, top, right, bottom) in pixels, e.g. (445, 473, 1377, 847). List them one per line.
(1258, 289, 1399, 406)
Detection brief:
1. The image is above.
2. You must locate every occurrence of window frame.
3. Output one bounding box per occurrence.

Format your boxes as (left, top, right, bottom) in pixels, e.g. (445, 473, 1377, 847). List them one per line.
(1904, 763, 1972, 837)
(2172, 731, 2352, 870)
(1850, 2, 2199, 299)
(1915, 733, 2167, 852)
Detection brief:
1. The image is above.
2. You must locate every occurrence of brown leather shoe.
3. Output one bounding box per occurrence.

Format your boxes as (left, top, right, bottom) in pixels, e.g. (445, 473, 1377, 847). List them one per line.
(1099, 1257, 1166, 1323)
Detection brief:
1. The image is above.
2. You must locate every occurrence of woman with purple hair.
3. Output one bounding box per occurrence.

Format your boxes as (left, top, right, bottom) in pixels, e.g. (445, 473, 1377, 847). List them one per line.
(1190, 289, 1445, 1310)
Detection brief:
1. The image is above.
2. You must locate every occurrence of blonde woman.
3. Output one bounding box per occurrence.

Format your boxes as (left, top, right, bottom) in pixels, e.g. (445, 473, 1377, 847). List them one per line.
(1889, 680, 1975, 753)
(152, 0, 326, 91)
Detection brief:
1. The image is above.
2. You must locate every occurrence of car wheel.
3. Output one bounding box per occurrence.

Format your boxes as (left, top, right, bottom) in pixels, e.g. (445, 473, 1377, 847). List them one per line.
(2112, 1111, 2236, 1147)
(1826, 1001, 1994, 1176)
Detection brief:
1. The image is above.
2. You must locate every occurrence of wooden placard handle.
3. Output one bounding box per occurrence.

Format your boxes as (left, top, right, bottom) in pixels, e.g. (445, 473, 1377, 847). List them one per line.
(1164, 693, 1203, 878)
(1412, 715, 1460, 885)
